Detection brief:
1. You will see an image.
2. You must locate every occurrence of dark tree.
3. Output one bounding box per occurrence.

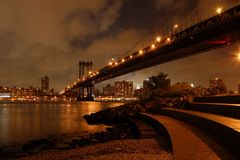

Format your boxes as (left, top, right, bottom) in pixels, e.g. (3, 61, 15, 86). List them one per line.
(146, 72, 171, 90)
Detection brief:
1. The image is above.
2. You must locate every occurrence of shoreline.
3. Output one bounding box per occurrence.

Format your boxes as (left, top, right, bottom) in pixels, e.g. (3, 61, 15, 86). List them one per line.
(0, 119, 142, 159)
(17, 116, 172, 160)
(0, 100, 173, 159)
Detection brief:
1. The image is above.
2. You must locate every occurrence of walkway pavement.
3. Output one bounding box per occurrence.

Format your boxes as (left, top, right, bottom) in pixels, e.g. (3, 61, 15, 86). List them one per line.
(191, 102, 240, 107)
(162, 108, 240, 132)
(144, 113, 235, 160)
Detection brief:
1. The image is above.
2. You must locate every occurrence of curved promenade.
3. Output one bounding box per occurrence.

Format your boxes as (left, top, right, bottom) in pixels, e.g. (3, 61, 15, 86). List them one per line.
(136, 113, 234, 160)
(135, 101, 240, 159)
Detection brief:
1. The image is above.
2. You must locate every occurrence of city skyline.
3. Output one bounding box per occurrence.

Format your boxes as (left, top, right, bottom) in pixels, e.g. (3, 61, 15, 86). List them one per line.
(0, 0, 239, 91)
(0, 2, 240, 159)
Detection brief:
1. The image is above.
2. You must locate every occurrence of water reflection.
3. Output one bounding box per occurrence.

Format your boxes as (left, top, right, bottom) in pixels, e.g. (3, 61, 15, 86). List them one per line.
(0, 102, 122, 145)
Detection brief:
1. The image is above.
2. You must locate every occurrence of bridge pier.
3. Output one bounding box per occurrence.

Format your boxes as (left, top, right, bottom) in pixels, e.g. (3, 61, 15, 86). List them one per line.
(78, 87, 84, 98)
(77, 85, 94, 101)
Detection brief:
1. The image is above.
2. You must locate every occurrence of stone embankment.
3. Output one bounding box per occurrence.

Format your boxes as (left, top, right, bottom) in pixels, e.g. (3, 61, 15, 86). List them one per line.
(84, 98, 187, 125)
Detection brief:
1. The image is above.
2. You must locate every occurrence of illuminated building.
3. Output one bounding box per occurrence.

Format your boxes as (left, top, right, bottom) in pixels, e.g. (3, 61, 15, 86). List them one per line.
(41, 76, 49, 91)
(114, 81, 133, 98)
(94, 88, 102, 97)
(103, 84, 114, 97)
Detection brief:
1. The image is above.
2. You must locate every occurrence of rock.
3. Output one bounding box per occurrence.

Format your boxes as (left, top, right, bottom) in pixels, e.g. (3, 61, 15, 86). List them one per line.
(72, 138, 90, 146)
(22, 139, 55, 153)
(106, 127, 114, 132)
(89, 138, 100, 144)
(53, 143, 72, 150)
(0, 150, 16, 159)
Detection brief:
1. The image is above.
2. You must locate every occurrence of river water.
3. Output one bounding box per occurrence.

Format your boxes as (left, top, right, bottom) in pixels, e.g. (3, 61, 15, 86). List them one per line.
(0, 102, 123, 146)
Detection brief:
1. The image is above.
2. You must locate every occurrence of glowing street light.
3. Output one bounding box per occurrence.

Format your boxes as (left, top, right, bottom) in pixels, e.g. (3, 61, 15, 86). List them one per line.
(121, 58, 125, 62)
(139, 50, 143, 55)
(167, 37, 171, 43)
(216, 7, 222, 14)
(174, 24, 178, 29)
(88, 71, 92, 74)
(130, 55, 133, 58)
(115, 62, 118, 65)
(151, 44, 155, 49)
(237, 53, 240, 61)
(190, 83, 195, 88)
(109, 62, 113, 66)
(156, 36, 161, 42)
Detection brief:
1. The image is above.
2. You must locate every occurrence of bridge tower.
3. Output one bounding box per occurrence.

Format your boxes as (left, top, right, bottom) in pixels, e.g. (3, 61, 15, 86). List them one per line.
(78, 60, 94, 101)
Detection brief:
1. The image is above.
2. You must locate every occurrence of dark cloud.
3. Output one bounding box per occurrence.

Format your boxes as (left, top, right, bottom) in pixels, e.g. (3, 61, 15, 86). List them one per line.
(0, 0, 124, 90)
(0, 0, 239, 91)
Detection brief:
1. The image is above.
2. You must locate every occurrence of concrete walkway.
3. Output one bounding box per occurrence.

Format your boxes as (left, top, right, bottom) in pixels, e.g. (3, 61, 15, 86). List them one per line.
(162, 108, 240, 132)
(188, 102, 240, 119)
(142, 113, 235, 160)
(191, 102, 240, 107)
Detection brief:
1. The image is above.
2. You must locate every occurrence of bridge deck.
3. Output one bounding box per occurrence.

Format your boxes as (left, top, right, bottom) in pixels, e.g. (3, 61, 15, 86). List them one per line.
(141, 114, 231, 160)
(67, 4, 240, 90)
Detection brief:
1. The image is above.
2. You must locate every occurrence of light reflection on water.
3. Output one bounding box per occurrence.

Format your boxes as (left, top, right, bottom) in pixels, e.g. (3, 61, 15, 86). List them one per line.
(0, 101, 123, 146)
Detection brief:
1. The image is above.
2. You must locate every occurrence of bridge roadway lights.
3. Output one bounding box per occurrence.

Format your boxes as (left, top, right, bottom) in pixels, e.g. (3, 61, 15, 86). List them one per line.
(77, 85, 94, 101)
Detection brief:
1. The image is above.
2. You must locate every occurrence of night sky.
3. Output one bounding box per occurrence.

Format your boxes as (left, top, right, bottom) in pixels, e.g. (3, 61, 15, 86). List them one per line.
(0, 0, 239, 92)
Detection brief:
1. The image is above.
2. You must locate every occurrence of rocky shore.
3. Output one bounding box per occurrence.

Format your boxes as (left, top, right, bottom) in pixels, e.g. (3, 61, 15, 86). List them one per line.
(18, 139, 171, 160)
(83, 97, 188, 125)
(17, 111, 173, 160)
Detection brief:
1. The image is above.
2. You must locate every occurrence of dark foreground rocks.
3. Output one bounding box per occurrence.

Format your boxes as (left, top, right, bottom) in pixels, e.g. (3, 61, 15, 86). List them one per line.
(18, 139, 172, 160)
(83, 98, 188, 125)
(83, 101, 151, 125)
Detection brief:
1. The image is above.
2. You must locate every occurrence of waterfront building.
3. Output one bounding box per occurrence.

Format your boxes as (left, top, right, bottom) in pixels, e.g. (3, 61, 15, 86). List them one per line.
(103, 84, 114, 97)
(0, 85, 60, 101)
(41, 76, 49, 91)
(94, 88, 102, 97)
(114, 81, 133, 98)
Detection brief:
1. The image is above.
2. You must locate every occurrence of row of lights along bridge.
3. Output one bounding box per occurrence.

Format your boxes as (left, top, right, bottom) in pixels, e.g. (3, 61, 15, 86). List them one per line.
(61, 7, 226, 94)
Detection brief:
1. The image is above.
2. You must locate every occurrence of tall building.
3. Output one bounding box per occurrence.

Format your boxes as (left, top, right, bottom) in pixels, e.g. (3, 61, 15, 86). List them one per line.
(103, 84, 114, 97)
(114, 81, 133, 98)
(41, 76, 49, 91)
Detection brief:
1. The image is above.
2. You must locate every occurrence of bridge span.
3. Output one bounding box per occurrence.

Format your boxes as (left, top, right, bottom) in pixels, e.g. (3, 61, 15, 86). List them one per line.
(63, 5, 240, 100)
